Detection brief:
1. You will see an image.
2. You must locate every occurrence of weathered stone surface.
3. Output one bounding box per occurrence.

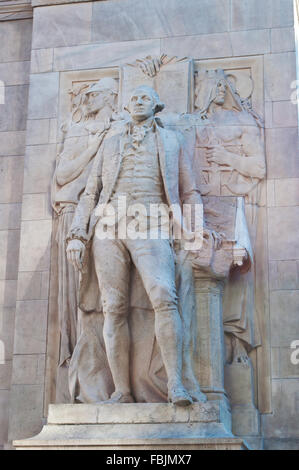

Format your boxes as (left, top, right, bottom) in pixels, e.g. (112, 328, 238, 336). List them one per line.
(17, 271, 43, 301)
(264, 52, 296, 102)
(268, 207, 299, 261)
(0, 203, 21, 230)
(0, 61, 30, 86)
(0, 132, 26, 156)
(26, 119, 50, 146)
(28, 73, 59, 119)
(271, 27, 296, 53)
(161, 33, 232, 60)
(0, 280, 17, 307)
(23, 145, 56, 194)
(53, 39, 160, 71)
(32, 3, 91, 49)
(14, 300, 48, 354)
(230, 29, 270, 56)
(0, 19, 32, 62)
(30, 49, 53, 74)
(231, 0, 294, 31)
(272, 101, 298, 128)
(8, 384, 44, 441)
(0, 391, 9, 446)
(274, 179, 299, 207)
(0, 307, 15, 361)
(22, 194, 51, 221)
(12, 355, 45, 385)
(271, 347, 299, 379)
(269, 260, 299, 291)
(266, 128, 299, 179)
(0, 362, 12, 390)
(262, 379, 299, 438)
(0, 230, 20, 280)
(270, 290, 299, 347)
(92, 0, 230, 43)
(18, 220, 52, 272)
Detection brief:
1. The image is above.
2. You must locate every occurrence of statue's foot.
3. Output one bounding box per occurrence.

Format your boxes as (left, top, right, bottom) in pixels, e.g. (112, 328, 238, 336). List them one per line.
(189, 389, 208, 404)
(102, 391, 135, 404)
(168, 386, 193, 407)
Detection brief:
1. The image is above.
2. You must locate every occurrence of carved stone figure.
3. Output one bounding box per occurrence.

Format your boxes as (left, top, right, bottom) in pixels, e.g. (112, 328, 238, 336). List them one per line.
(66, 85, 209, 406)
(51, 77, 118, 401)
(193, 69, 266, 365)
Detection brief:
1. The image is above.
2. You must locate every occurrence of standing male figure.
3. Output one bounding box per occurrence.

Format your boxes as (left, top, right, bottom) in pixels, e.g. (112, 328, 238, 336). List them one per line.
(66, 86, 206, 406)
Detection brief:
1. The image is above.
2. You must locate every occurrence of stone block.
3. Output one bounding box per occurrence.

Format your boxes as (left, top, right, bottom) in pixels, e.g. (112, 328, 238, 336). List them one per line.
(53, 39, 160, 71)
(30, 49, 54, 74)
(0, 132, 26, 157)
(266, 128, 299, 179)
(92, 0, 230, 43)
(231, 0, 272, 31)
(274, 179, 299, 206)
(270, 290, 299, 347)
(271, 0, 294, 28)
(161, 33, 232, 60)
(0, 85, 29, 132)
(49, 119, 58, 144)
(14, 300, 48, 354)
(0, 307, 15, 361)
(271, 27, 296, 53)
(40, 272, 50, 300)
(12, 354, 45, 385)
(271, 347, 299, 379)
(0, 203, 21, 230)
(0, 19, 32, 63)
(0, 61, 30, 86)
(267, 180, 275, 207)
(23, 144, 56, 194)
(26, 119, 50, 146)
(268, 207, 299, 261)
(8, 384, 44, 441)
(22, 194, 50, 221)
(264, 438, 299, 450)
(262, 379, 299, 438)
(272, 101, 298, 128)
(0, 391, 9, 446)
(0, 230, 20, 280)
(230, 29, 270, 56)
(28, 73, 59, 119)
(32, 3, 91, 49)
(0, 362, 12, 390)
(17, 272, 42, 301)
(264, 102, 273, 129)
(264, 52, 296, 102)
(269, 260, 299, 290)
(18, 220, 52, 272)
(0, 280, 17, 307)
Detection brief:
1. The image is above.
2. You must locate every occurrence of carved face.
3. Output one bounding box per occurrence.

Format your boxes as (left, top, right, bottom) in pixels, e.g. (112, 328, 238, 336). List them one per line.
(129, 90, 155, 122)
(86, 91, 106, 115)
(213, 79, 227, 106)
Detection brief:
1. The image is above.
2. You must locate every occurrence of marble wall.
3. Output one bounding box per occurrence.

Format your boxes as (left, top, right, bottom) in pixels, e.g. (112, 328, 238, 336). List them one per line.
(0, 0, 298, 450)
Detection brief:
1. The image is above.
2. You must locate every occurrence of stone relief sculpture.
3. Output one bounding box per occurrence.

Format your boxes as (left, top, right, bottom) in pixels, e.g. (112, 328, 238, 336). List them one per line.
(66, 85, 214, 406)
(51, 77, 118, 401)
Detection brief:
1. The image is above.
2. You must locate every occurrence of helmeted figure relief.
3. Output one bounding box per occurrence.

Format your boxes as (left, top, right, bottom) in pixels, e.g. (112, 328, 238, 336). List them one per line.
(66, 85, 211, 406)
(51, 77, 118, 401)
(193, 69, 266, 367)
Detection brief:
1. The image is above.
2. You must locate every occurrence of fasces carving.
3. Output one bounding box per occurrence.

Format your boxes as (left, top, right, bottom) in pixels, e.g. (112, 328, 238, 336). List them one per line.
(51, 77, 118, 401)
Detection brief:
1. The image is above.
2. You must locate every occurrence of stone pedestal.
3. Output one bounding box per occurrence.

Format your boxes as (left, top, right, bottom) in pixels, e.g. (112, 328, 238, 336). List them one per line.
(193, 273, 227, 403)
(13, 403, 247, 450)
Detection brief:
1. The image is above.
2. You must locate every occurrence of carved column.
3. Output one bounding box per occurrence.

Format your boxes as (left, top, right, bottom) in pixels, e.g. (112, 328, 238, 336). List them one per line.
(192, 270, 227, 403)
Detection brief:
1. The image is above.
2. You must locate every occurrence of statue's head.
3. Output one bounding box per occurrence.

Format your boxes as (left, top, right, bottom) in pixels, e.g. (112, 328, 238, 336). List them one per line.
(128, 86, 165, 122)
(85, 77, 118, 115)
(195, 69, 243, 118)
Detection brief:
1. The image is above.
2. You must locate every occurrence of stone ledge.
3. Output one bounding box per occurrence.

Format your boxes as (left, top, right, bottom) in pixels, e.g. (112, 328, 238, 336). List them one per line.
(0, 0, 32, 21)
(47, 402, 227, 425)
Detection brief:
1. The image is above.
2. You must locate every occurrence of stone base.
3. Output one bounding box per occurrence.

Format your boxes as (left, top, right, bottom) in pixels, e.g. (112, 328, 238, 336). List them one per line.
(13, 402, 247, 450)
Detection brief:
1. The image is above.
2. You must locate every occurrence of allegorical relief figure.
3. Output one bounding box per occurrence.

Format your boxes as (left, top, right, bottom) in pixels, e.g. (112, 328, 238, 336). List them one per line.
(193, 69, 266, 366)
(51, 77, 118, 401)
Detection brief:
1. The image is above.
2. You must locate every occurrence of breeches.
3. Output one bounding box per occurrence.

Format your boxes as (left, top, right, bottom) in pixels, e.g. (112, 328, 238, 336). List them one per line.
(92, 237, 178, 317)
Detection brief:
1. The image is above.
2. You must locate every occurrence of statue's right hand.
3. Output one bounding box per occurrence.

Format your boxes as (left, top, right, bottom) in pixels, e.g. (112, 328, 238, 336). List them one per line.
(66, 239, 86, 271)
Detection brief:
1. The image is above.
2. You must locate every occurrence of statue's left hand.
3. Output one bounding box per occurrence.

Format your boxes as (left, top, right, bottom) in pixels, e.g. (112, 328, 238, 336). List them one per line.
(203, 227, 223, 250)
